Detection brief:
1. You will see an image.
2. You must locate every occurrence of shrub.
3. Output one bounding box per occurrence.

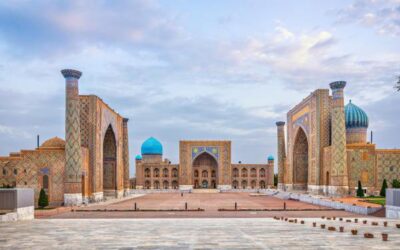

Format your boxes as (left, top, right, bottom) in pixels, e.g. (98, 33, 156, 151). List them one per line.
(356, 180, 364, 198)
(38, 188, 49, 208)
(380, 179, 388, 197)
(392, 179, 400, 189)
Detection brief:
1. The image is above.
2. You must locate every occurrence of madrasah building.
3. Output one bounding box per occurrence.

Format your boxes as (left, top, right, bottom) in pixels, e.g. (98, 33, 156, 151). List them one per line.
(134, 139, 275, 190)
(276, 81, 400, 196)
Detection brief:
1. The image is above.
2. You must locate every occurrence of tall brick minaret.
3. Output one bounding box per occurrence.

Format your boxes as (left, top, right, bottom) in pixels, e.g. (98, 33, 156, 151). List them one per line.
(122, 118, 130, 195)
(61, 69, 83, 206)
(276, 121, 286, 190)
(329, 81, 349, 195)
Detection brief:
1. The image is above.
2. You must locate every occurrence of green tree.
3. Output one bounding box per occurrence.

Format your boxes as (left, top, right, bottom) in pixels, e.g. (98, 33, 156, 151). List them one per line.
(392, 179, 400, 188)
(274, 173, 278, 187)
(380, 179, 388, 197)
(38, 188, 48, 208)
(356, 180, 364, 197)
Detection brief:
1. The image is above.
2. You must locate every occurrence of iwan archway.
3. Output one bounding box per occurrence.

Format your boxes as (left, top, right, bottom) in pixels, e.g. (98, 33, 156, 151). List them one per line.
(292, 127, 309, 190)
(192, 152, 218, 189)
(103, 125, 117, 197)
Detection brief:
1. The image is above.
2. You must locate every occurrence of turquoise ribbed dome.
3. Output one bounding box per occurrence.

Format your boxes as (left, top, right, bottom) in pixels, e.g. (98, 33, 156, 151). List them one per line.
(268, 155, 274, 161)
(345, 100, 368, 129)
(135, 154, 142, 160)
(141, 137, 163, 155)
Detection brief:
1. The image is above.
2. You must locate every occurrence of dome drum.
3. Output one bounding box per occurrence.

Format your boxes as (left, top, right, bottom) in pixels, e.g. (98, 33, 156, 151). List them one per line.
(345, 100, 368, 144)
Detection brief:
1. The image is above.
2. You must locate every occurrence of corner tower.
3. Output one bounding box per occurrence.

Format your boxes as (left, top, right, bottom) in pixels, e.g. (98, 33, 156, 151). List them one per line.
(61, 69, 83, 206)
(329, 81, 349, 195)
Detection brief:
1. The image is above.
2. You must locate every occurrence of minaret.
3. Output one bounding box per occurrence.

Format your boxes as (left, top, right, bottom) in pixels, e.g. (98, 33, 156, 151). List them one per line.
(122, 118, 130, 195)
(61, 69, 83, 206)
(329, 81, 349, 195)
(276, 121, 286, 190)
(267, 155, 275, 187)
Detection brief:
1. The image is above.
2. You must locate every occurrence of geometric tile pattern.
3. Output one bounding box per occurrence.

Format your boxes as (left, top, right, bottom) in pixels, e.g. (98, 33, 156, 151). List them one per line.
(65, 78, 82, 184)
(330, 88, 347, 182)
(122, 118, 130, 189)
(347, 148, 375, 188)
(377, 151, 400, 187)
(276, 123, 286, 184)
(191, 146, 219, 161)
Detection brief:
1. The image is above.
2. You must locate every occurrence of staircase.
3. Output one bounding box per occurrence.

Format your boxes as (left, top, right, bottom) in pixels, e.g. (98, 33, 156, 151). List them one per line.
(192, 189, 220, 194)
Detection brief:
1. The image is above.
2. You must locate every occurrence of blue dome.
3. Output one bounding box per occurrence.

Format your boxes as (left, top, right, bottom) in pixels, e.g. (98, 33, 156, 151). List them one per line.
(141, 137, 163, 155)
(135, 154, 142, 160)
(345, 100, 368, 129)
(268, 155, 274, 161)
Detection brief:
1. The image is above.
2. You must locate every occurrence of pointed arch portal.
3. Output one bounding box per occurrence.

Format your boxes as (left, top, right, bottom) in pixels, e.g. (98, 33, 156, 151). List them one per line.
(103, 125, 117, 196)
(192, 152, 218, 189)
(293, 127, 309, 190)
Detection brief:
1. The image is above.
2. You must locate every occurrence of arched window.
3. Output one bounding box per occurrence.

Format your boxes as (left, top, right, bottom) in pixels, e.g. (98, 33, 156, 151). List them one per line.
(2, 169, 7, 176)
(241, 180, 247, 189)
(241, 168, 248, 178)
(251, 168, 257, 178)
(163, 180, 169, 189)
(145, 168, 150, 178)
(43, 175, 49, 190)
(211, 170, 216, 178)
(163, 168, 169, 177)
(202, 170, 208, 178)
(172, 168, 178, 177)
(145, 180, 151, 189)
(232, 180, 238, 189)
(233, 168, 239, 178)
(154, 180, 160, 189)
(13, 169, 18, 175)
(251, 180, 256, 189)
(153, 168, 159, 178)
(259, 168, 265, 177)
(194, 170, 199, 177)
(260, 180, 266, 189)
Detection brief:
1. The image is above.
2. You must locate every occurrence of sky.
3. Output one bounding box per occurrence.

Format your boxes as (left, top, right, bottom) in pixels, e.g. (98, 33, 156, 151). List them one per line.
(0, 0, 399, 176)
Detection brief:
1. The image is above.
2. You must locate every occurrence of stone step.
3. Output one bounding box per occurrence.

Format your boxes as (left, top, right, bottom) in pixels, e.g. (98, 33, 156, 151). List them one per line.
(191, 189, 220, 194)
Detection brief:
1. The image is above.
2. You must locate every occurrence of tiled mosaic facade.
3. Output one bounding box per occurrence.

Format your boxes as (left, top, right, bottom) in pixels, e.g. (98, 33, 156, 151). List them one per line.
(0, 69, 130, 206)
(0, 138, 89, 206)
(278, 82, 400, 196)
(136, 140, 274, 190)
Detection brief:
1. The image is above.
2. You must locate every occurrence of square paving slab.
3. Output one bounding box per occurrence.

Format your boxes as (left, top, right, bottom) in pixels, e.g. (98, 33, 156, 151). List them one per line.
(1, 218, 400, 249)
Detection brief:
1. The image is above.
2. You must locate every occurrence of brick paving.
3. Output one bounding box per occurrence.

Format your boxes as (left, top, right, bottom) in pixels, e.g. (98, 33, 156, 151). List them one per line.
(49, 193, 366, 219)
(1, 218, 400, 249)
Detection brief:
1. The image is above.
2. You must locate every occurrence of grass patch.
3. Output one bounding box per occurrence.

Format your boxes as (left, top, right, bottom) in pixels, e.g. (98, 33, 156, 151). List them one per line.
(361, 196, 385, 206)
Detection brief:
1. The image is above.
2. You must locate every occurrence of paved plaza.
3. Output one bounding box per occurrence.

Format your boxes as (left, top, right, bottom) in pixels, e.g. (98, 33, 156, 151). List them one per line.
(1, 218, 400, 249)
(47, 193, 366, 218)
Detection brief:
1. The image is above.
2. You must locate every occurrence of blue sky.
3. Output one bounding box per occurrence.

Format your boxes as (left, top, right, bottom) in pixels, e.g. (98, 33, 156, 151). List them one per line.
(0, 0, 399, 176)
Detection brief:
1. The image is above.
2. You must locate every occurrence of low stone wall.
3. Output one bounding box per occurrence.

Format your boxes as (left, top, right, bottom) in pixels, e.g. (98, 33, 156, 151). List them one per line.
(386, 189, 400, 219)
(0, 188, 34, 222)
(267, 189, 381, 215)
(129, 189, 180, 194)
